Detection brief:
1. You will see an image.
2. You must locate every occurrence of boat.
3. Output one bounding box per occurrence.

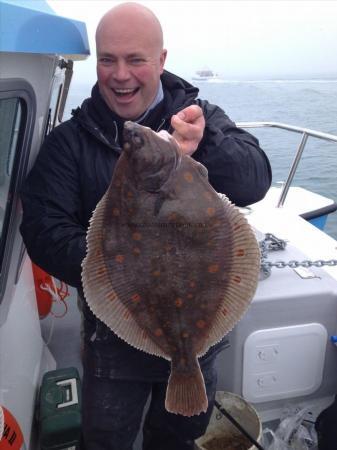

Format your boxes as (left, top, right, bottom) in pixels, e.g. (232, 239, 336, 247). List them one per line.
(240, 121, 337, 230)
(216, 122, 337, 429)
(1, 0, 337, 448)
(0, 0, 89, 447)
(191, 68, 222, 82)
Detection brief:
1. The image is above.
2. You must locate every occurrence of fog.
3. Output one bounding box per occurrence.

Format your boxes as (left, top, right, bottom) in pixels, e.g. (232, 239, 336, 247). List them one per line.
(48, 0, 337, 83)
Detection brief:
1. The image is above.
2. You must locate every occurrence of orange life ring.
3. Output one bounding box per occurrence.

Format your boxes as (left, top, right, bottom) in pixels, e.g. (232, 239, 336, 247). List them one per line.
(0, 406, 24, 450)
(31, 263, 70, 319)
(31, 262, 54, 319)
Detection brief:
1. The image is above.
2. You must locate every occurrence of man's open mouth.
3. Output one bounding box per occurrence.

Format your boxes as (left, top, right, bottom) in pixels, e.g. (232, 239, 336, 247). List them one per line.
(112, 87, 140, 98)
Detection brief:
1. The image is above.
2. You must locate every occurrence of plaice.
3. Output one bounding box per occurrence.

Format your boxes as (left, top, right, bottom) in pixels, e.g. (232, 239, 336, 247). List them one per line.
(82, 121, 260, 416)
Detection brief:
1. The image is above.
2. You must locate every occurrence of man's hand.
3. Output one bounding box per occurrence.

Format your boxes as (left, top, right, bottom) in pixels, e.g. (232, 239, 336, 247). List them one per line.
(171, 105, 205, 156)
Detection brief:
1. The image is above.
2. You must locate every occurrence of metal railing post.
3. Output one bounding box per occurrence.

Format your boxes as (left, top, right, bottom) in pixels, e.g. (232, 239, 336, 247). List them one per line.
(277, 132, 308, 208)
(237, 122, 337, 207)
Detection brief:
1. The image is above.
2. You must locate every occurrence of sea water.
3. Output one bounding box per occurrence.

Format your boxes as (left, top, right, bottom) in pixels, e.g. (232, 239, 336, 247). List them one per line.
(63, 79, 337, 240)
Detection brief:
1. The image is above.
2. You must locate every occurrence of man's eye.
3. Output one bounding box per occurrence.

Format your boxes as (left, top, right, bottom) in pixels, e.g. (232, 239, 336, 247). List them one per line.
(130, 58, 145, 65)
(99, 58, 113, 65)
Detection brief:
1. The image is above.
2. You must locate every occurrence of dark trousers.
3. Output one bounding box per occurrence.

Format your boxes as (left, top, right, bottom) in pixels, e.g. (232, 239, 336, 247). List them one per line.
(81, 366, 217, 450)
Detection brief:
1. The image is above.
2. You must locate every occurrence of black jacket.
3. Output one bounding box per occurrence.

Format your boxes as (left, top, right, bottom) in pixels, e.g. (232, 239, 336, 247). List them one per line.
(20, 71, 271, 379)
(20, 70, 271, 288)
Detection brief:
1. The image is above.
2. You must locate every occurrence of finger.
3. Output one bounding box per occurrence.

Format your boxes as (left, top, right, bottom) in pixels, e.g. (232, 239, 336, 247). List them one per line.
(171, 127, 202, 156)
(171, 114, 190, 135)
(176, 105, 203, 124)
(171, 114, 204, 140)
(171, 132, 194, 156)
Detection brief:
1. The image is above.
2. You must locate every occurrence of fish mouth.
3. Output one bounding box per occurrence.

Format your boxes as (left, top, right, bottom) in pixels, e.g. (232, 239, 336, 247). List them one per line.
(123, 121, 146, 150)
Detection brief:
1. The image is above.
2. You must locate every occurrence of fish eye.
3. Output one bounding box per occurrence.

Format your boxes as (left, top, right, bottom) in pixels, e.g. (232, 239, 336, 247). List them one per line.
(126, 130, 144, 149)
(134, 135, 142, 146)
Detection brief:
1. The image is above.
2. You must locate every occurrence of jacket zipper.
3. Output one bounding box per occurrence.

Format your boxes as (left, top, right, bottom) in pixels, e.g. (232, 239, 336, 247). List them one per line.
(113, 121, 119, 143)
(156, 118, 166, 132)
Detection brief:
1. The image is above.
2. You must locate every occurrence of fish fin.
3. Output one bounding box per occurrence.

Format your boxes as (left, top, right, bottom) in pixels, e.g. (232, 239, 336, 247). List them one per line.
(82, 190, 169, 360)
(199, 194, 260, 356)
(165, 358, 208, 417)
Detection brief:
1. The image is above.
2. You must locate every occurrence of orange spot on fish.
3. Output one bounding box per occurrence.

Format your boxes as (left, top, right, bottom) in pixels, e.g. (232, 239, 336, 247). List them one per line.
(189, 281, 196, 288)
(207, 207, 215, 217)
(182, 331, 189, 338)
(222, 308, 228, 316)
(233, 223, 241, 231)
(208, 264, 219, 273)
(233, 275, 242, 283)
(133, 247, 141, 256)
(154, 328, 163, 337)
(112, 208, 120, 216)
(204, 192, 213, 201)
(168, 212, 177, 221)
(94, 249, 102, 257)
(236, 249, 245, 257)
(115, 254, 124, 263)
(131, 293, 141, 303)
(132, 232, 142, 241)
(187, 293, 193, 299)
(175, 298, 183, 308)
(123, 310, 131, 320)
(127, 191, 133, 198)
(196, 319, 206, 329)
(184, 172, 194, 183)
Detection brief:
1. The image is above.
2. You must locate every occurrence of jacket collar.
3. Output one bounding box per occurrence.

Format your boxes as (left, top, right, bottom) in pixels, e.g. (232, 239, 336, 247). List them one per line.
(72, 70, 199, 149)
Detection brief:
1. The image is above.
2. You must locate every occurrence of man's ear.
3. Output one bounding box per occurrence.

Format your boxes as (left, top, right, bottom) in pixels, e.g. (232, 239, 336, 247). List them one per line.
(159, 49, 167, 74)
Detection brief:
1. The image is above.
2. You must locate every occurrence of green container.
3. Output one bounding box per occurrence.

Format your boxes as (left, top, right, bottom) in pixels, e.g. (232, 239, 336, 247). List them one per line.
(39, 367, 82, 450)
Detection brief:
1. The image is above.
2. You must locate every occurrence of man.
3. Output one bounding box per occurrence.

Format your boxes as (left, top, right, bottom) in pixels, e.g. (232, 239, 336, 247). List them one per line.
(20, 3, 271, 450)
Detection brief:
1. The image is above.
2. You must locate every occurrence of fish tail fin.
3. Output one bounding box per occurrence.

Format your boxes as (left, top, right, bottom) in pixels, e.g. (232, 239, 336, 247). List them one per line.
(165, 358, 208, 416)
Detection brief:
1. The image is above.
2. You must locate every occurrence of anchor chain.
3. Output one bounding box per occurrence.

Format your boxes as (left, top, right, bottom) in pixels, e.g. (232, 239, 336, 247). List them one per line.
(259, 233, 337, 278)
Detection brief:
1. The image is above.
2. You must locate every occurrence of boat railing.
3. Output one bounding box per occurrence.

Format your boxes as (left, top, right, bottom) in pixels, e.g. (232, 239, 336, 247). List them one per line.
(237, 121, 337, 207)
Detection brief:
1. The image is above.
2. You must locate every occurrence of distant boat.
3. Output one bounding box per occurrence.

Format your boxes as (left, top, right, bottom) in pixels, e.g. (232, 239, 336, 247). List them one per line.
(191, 68, 221, 82)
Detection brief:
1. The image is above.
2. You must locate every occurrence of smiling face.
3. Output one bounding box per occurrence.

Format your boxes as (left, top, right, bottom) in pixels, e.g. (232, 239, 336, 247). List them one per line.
(96, 4, 167, 120)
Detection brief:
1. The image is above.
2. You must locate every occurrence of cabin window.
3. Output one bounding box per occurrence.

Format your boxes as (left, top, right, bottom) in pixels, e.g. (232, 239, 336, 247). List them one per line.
(0, 79, 35, 305)
(0, 98, 22, 237)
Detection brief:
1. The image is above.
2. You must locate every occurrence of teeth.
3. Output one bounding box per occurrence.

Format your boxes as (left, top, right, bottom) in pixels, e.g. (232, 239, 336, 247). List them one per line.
(114, 88, 135, 94)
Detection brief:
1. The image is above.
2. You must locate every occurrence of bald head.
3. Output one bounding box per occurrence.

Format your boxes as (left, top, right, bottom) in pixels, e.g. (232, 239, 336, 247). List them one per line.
(96, 2, 164, 53)
(95, 2, 167, 119)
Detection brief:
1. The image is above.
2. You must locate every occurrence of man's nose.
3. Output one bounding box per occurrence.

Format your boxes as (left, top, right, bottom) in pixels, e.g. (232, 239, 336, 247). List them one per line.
(113, 61, 131, 80)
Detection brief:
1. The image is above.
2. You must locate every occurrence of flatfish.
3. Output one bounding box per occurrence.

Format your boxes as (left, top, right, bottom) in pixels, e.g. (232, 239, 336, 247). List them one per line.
(82, 121, 260, 416)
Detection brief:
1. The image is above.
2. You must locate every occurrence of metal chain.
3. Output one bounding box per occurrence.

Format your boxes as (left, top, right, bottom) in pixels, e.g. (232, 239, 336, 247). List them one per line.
(259, 233, 337, 278)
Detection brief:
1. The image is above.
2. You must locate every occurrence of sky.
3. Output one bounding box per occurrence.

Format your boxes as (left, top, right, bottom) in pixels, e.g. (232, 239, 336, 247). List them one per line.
(47, 0, 337, 83)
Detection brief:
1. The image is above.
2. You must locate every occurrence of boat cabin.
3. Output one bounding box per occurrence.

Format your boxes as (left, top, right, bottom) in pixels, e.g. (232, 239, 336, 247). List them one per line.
(0, 0, 88, 446)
